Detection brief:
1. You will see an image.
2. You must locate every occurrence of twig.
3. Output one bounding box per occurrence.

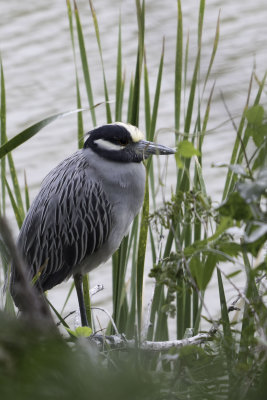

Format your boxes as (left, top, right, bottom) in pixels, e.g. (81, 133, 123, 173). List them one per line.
(90, 284, 104, 297)
(89, 332, 214, 351)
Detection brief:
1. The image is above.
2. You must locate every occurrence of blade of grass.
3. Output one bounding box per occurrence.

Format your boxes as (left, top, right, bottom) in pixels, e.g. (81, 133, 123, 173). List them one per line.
(184, 48, 201, 135)
(217, 267, 234, 365)
(0, 109, 86, 159)
(67, 0, 84, 147)
(239, 246, 259, 361)
(175, 0, 183, 133)
(145, 39, 165, 208)
(202, 11, 220, 96)
(198, 0, 205, 49)
(125, 215, 139, 337)
(24, 170, 30, 212)
(82, 273, 92, 328)
(136, 172, 149, 336)
(61, 280, 75, 314)
(129, 0, 145, 126)
(4, 177, 23, 228)
(46, 298, 70, 329)
(0, 61, 6, 215)
(127, 76, 134, 123)
(148, 39, 165, 143)
(89, 0, 112, 123)
(74, 1, 96, 126)
(115, 17, 123, 121)
(223, 71, 267, 199)
(144, 53, 151, 136)
(112, 233, 130, 331)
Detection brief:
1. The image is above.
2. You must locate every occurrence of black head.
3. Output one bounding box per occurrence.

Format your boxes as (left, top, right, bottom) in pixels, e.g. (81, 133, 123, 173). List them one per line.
(83, 123, 175, 163)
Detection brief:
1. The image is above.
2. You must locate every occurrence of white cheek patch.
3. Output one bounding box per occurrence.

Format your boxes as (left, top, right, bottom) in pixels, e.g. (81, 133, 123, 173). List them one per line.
(94, 138, 124, 151)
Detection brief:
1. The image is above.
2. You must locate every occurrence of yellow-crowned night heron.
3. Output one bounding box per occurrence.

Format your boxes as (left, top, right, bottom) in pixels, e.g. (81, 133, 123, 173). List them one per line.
(10, 122, 175, 326)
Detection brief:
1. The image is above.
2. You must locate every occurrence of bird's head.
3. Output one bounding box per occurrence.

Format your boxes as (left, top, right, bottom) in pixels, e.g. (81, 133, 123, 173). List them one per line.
(84, 122, 175, 163)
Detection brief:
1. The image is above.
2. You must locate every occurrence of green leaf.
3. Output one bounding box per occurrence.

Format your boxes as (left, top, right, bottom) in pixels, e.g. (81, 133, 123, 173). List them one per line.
(245, 104, 264, 125)
(237, 168, 267, 203)
(175, 152, 184, 168)
(0, 109, 85, 159)
(217, 242, 241, 258)
(218, 192, 253, 221)
(66, 326, 92, 338)
(177, 140, 200, 158)
(201, 254, 218, 290)
(247, 124, 267, 148)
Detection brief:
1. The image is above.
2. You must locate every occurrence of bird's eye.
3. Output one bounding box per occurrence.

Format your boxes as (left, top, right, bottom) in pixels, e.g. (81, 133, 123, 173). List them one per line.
(118, 139, 128, 146)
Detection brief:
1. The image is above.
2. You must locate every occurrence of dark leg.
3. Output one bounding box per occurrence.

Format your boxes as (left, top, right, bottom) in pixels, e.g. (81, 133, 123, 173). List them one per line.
(74, 274, 89, 327)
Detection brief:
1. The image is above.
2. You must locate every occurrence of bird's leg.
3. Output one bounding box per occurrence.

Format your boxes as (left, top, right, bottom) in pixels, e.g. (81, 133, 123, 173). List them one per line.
(74, 274, 89, 327)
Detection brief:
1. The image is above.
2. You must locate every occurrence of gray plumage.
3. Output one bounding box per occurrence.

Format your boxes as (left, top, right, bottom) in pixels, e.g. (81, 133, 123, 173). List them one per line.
(10, 122, 174, 325)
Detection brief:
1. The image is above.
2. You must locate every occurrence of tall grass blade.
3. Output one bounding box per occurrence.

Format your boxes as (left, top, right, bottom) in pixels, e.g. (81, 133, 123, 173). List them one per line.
(82, 273, 92, 328)
(184, 50, 200, 135)
(217, 267, 233, 365)
(74, 1, 96, 126)
(144, 54, 151, 135)
(239, 248, 259, 364)
(6, 154, 25, 221)
(112, 235, 129, 330)
(0, 61, 6, 215)
(46, 298, 70, 329)
(0, 109, 86, 159)
(129, 0, 145, 126)
(125, 216, 139, 337)
(223, 72, 266, 199)
(4, 178, 23, 228)
(76, 77, 84, 148)
(146, 39, 165, 209)
(127, 77, 134, 123)
(24, 170, 30, 212)
(136, 172, 149, 335)
(89, 0, 112, 123)
(198, 0, 205, 48)
(66, 0, 84, 147)
(115, 18, 123, 121)
(148, 39, 164, 143)
(175, 0, 183, 133)
(61, 280, 75, 314)
(202, 11, 220, 95)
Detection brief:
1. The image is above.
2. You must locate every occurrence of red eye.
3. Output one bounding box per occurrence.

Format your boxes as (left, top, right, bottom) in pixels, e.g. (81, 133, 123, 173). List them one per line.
(118, 139, 128, 146)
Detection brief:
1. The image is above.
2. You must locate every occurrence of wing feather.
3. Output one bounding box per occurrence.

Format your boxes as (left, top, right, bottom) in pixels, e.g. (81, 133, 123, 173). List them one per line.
(11, 152, 112, 302)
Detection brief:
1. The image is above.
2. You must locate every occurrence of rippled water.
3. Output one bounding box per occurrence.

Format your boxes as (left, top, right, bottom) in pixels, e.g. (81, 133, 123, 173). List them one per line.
(1, 0, 267, 332)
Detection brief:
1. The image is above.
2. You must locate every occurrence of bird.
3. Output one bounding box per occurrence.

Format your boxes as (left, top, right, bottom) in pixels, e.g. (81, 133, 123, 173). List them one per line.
(10, 122, 175, 326)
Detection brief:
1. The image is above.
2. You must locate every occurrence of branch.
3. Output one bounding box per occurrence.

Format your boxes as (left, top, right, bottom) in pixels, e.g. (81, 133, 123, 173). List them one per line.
(89, 331, 214, 351)
(90, 284, 104, 297)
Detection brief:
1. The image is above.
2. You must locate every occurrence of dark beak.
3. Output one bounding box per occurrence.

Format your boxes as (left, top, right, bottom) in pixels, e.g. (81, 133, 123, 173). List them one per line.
(133, 140, 175, 159)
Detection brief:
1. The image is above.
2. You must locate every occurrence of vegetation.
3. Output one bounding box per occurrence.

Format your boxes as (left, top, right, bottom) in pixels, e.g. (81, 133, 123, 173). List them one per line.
(0, 0, 267, 398)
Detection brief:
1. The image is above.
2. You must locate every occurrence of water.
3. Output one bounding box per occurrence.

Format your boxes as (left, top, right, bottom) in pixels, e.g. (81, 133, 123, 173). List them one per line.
(1, 0, 267, 332)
